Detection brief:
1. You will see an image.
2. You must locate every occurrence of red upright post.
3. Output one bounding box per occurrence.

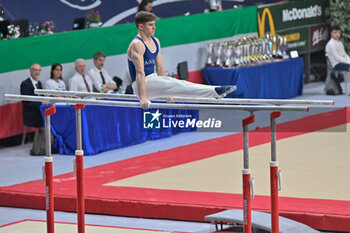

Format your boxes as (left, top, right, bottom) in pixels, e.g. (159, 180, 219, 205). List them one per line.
(75, 149, 85, 233)
(75, 104, 85, 233)
(44, 106, 56, 233)
(242, 114, 255, 233)
(45, 157, 54, 233)
(242, 169, 252, 233)
(270, 111, 282, 233)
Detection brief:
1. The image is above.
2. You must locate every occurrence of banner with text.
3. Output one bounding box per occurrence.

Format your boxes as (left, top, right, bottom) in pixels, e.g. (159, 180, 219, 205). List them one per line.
(257, 0, 329, 52)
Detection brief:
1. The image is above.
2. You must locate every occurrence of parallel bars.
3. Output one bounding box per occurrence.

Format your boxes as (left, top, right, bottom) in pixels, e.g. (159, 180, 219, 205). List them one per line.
(5, 93, 331, 233)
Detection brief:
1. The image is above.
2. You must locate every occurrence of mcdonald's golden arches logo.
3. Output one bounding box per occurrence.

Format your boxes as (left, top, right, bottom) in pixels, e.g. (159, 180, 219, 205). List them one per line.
(257, 8, 276, 38)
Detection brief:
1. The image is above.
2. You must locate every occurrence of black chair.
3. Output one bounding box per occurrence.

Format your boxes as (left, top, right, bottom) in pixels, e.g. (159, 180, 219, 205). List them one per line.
(177, 61, 189, 80)
(72, 17, 86, 30)
(325, 56, 349, 95)
(113, 76, 123, 88)
(125, 85, 134, 94)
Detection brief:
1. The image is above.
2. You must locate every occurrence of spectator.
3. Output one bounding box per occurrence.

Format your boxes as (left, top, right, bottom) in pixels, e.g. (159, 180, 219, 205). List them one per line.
(138, 0, 153, 12)
(88, 52, 117, 93)
(69, 59, 93, 92)
(204, 0, 222, 12)
(44, 63, 66, 90)
(325, 25, 350, 72)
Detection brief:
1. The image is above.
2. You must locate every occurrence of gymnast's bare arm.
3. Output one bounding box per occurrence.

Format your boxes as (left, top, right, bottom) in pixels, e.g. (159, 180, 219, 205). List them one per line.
(128, 39, 149, 109)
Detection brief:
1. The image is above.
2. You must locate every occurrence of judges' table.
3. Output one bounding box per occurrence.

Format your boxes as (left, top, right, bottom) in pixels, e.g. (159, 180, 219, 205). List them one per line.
(40, 104, 198, 155)
(203, 57, 304, 99)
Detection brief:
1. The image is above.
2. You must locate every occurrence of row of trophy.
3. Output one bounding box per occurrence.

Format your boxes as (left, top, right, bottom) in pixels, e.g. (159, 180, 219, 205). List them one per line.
(205, 33, 288, 68)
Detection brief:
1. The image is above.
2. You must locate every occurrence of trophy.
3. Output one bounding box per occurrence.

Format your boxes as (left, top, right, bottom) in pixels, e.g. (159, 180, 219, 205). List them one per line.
(205, 43, 214, 66)
(271, 35, 277, 57)
(268, 39, 273, 59)
(248, 39, 255, 63)
(215, 42, 223, 67)
(241, 38, 249, 65)
(265, 33, 273, 57)
(262, 39, 269, 61)
(257, 38, 265, 61)
(203, 33, 287, 67)
(281, 36, 289, 59)
(224, 44, 233, 67)
(241, 43, 246, 65)
(277, 36, 283, 57)
(253, 38, 261, 62)
(234, 42, 242, 66)
(232, 43, 237, 66)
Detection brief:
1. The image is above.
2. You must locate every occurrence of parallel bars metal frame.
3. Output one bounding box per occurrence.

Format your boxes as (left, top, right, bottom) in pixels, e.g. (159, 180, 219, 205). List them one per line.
(34, 89, 334, 106)
(5, 93, 332, 233)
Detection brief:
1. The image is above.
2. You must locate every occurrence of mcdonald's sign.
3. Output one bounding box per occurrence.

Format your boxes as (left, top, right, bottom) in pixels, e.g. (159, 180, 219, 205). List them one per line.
(257, 0, 329, 52)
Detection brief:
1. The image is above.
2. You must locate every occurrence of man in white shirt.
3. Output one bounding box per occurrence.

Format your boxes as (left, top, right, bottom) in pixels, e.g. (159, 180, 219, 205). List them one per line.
(69, 59, 93, 92)
(325, 25, 350, 72)
(88, 52, 117, 93)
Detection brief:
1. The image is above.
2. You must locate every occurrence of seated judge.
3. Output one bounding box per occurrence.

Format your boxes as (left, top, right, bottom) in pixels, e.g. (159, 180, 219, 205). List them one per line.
(20, 63, 50, 155)
(88, 52, 117, 93)
(69, 59, 93, 92)
(20, 63, 49, 128)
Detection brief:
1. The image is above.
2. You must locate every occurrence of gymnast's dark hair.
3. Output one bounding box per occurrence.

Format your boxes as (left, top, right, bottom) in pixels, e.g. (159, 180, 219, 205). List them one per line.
(135, 11, 157, 27)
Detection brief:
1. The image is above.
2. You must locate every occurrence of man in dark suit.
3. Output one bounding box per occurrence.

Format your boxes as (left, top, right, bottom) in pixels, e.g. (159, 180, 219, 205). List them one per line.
(20, 63, 49, 155)
(20, 63, 46, 127)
